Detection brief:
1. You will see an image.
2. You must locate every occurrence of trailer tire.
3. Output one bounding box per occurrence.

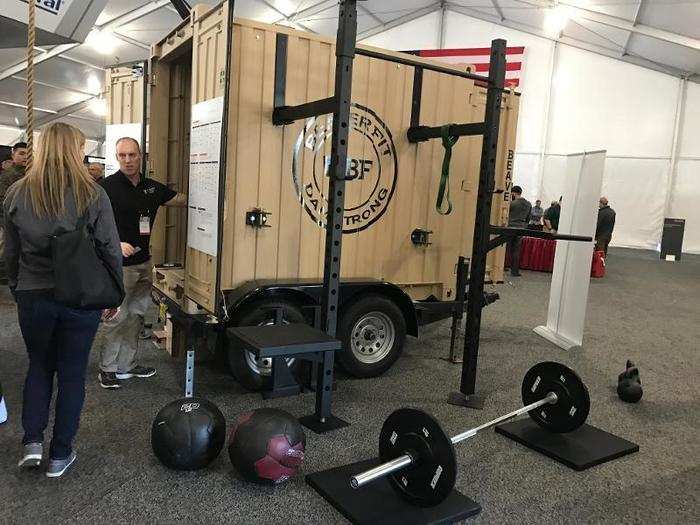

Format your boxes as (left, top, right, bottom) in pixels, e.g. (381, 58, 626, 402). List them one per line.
(225, 300, 305, 391)
(337, 295, 406, 377)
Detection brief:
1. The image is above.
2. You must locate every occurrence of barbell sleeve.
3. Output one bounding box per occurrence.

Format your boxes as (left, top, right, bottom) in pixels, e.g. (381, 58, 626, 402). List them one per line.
(350, 392, 558, 489)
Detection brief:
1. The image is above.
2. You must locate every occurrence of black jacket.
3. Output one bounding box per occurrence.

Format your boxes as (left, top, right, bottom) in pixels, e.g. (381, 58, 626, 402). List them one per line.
(596, 205, 616, 238)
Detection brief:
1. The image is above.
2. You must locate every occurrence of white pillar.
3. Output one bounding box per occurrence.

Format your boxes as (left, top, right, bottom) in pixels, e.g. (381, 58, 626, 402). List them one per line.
(534, 150, 606, 350)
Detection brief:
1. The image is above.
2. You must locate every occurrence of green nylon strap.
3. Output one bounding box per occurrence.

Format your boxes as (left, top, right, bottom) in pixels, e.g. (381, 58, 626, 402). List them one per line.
(437, 124, 459, 215)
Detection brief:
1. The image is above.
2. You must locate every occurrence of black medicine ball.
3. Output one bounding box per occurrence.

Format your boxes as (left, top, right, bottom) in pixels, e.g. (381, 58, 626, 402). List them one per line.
(151, 397, 226, 470)
(228, 408, 306, 484)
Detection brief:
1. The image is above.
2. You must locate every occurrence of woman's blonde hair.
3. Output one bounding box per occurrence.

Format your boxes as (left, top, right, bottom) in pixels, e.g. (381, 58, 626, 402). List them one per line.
(10, 122, 96, 217)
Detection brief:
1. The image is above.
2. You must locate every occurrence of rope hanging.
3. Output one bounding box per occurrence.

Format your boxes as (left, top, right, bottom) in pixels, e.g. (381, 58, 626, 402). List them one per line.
(436, 124, 458, 215)
(26, 0, 37, 172)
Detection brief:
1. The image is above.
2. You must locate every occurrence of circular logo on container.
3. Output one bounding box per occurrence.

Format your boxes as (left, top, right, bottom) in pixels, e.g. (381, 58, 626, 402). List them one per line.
(292, 104, 398, 234)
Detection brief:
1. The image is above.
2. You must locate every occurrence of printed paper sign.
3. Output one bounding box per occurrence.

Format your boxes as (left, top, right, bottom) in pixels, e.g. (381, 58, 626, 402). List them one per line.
(187, 96, 224, 257)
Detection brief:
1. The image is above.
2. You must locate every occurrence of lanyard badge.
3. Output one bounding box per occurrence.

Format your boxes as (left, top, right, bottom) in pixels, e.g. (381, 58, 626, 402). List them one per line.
(139, 215, 151, 235)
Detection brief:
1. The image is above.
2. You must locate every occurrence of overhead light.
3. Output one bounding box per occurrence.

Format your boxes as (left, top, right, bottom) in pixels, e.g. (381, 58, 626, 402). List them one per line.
(14, 117, 20, 126)
(85, 29, 119, 55)
(543, 5, 572, 37)
(90, 97, 107, 116)
(86, 75, 102, 95)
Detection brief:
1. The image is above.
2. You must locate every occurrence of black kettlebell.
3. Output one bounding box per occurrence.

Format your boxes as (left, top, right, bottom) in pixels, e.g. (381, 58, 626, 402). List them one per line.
(617, 360, 643, 403)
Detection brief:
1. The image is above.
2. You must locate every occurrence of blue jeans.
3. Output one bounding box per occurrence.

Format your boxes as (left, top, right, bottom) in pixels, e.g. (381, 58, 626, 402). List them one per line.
(17, 290, 101, 459)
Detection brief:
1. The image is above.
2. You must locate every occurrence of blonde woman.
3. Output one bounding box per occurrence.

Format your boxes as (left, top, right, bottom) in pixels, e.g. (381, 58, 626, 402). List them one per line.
(3, 123, 122, 478)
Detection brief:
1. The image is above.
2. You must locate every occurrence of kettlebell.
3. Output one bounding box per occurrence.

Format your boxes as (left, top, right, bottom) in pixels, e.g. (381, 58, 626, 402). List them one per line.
(617, 360, 643, 403)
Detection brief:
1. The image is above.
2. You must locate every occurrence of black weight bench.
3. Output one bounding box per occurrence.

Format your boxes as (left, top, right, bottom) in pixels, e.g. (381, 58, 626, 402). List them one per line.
(227, 323, 349, 434)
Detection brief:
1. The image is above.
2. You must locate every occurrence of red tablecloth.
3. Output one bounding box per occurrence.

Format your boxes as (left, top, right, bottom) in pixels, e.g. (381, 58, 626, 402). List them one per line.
(505, 237, 605, 276)
(506, 237, 557, 272)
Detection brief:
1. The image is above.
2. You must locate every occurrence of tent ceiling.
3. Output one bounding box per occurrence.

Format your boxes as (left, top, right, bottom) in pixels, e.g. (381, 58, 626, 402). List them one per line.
(0, 0, 697, 142)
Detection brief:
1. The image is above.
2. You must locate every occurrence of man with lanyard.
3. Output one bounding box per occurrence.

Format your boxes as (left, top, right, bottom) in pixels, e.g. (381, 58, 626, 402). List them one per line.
(98, 137, 186, 389)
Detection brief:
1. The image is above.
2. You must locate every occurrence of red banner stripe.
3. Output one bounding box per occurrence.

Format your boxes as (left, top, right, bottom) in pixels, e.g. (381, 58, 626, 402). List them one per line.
(505, 79, 520, 87)
(418, 46, 525, 57)
(473, 62, 522, 72)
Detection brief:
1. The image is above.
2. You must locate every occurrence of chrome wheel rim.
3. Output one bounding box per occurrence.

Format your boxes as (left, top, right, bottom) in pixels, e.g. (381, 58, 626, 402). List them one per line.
(350, 312, 395, 364)
(243, 319, 295, 377)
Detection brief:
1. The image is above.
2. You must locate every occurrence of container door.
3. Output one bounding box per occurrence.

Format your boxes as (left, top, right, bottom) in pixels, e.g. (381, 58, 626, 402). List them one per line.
(104, 63, 147, 177)
(185, 2, 230, 313)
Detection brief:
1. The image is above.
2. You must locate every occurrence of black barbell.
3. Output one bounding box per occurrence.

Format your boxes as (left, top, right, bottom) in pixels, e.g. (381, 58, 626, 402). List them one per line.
(350, 361, 591, 507)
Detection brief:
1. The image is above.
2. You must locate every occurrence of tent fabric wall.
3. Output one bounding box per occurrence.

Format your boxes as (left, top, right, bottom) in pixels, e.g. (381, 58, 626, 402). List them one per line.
(362, 10, 698, 254)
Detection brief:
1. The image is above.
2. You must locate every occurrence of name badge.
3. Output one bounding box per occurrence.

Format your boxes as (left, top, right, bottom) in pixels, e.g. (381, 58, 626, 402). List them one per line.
(139, 215, 151, 235)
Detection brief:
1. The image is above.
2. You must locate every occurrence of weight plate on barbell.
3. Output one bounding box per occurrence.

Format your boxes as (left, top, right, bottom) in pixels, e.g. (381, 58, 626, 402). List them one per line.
(378, 408, 457, 507)
(521, 361, 590, 433)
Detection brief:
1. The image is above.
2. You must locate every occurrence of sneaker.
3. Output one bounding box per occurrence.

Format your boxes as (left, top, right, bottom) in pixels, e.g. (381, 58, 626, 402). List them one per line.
(46, 451, 76, 478)
(510, 272, 522, 277)
(18, 442, 43, 468)
(116, 365, 156, 380)
(99, 371, 121, 389)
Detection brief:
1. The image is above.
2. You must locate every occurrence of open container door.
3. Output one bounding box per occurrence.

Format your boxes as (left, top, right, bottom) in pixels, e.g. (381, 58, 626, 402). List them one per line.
(185, 2, 231, 314)
(149, 7, 203, 268)
(104, 63, 147, 177)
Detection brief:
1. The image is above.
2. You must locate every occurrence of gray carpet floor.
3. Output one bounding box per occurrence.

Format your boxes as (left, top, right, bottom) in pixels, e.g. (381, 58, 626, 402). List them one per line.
(0, 247, 698, 524)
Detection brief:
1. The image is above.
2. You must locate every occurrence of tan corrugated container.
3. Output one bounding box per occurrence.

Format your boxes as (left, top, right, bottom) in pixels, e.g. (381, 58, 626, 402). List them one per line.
(135, 2, 519, 314)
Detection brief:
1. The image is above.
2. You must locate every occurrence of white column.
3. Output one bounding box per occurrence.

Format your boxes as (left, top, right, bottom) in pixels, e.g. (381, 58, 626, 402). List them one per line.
(534, 150, 606, 350)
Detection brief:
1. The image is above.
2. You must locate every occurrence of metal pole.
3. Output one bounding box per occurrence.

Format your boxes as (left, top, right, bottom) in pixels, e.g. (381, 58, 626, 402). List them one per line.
(459, 39, 507, 399)
(315, 0, 358, 418)
(350, 392, 557, 489)
(451, 392, 556, 443)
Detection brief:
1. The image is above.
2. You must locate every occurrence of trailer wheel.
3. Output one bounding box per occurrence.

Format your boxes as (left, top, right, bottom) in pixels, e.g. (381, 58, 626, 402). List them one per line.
(337, 295, 406, 377)
(226, 300, 305, 391)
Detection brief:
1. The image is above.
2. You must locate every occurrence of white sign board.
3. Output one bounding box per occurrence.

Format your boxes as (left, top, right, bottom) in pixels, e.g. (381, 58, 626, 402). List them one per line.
(104, 123, 142, 176)
(187, 96, 224, 257)
(534, 150, 606, 350)
(2, 0, 107, 43)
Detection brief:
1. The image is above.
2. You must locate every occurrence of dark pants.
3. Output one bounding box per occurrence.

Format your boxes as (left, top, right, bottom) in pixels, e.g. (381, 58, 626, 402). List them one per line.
(507, 236, 522, 275)
(596, 234, 612, 256)
(17, 290, 101, 459)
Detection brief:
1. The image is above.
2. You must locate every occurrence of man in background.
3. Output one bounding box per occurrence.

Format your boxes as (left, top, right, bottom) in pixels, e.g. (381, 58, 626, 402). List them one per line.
(544, 198, 561, 233)
(98, 137, 187, 389)
(507, 185, 532, 277)
(0, 142, 28, 284)
(595, 196, 616, 256)
(528, 199, 544, 230)
(87, 162, 104, 182)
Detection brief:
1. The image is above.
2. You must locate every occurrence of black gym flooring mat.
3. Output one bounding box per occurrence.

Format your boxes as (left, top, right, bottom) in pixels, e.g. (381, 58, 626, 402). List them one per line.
(306, 459, 481, 525)
(495, 420, 639, 470)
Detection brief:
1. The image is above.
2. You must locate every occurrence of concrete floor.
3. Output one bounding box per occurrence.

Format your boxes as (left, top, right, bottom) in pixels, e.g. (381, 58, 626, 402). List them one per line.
(0, 247, 698, 523)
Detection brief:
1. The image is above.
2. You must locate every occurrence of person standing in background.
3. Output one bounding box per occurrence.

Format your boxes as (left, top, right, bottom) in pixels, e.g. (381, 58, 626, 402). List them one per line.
(98, 137, 187, 389)
(528, 199, 544, 230)
(0, 142, 29, 284)
(507, 185, 532, 277)
(4, 123, 122, 477)
(87, 162, 104, 183)
(544, 198, 561, 233)
(595, 196, 616, 256)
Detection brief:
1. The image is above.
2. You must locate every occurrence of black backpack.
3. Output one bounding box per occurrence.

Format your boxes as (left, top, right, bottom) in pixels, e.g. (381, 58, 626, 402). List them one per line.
(51, 214, 124, 310)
